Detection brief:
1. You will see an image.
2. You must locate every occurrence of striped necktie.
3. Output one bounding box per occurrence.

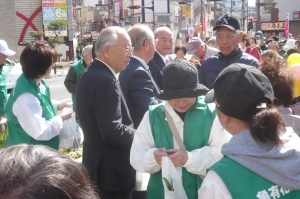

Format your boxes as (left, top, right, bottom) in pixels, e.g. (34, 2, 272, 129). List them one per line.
(147, 68, 161, 94)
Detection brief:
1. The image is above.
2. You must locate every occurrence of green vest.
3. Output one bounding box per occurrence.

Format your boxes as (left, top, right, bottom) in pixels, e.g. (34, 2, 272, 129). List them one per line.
(0, 66, 7, 115)
(71, 58, 85, 109)
(147, 96, 216, 199)
(5, 74, 59, 149)
(209, 157, 300, 199)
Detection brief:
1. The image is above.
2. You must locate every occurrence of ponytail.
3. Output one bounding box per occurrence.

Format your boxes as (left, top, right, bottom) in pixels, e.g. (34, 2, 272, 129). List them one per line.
(250, 107, 285, 146)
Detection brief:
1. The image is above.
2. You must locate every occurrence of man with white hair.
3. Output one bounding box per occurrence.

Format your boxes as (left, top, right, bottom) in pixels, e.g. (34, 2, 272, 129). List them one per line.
(0, 40, 15, 117)
(76, 27, 136, 199)
(64, 45, 93, 112)
(119, 25, 161, 129)
(148, 27, 173, 90)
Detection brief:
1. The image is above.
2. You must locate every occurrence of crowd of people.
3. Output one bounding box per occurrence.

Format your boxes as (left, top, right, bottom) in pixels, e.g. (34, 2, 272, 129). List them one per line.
(0, 12, 300, 199)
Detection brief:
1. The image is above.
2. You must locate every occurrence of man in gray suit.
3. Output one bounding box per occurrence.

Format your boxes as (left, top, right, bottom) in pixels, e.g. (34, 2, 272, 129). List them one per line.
(119, 25, 161, 129)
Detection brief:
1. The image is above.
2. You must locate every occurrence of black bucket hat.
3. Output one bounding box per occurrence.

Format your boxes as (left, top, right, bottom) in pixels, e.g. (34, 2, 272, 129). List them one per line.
(157, 59, 209, 100)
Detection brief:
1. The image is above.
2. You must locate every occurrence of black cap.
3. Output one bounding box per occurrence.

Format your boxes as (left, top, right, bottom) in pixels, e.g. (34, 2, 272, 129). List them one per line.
(213, 14, 241, 31)
(205, 63, 274, 120)
(157, 59, 209, 100)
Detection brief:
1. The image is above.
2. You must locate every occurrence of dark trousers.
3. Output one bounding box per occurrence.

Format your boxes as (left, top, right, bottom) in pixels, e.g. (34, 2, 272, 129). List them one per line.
(100, 190, 132, 199)
(132, 190, 147, 199)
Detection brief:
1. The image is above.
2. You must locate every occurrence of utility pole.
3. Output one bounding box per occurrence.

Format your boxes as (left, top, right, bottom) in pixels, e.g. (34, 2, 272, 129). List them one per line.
(141, 1, 155, 31)
(256, 0, 261, 31)
(152, 0, 155, 31)
(241, 0, 245, 31)
(214, 1, 216, 25)
(247, 1, 249, 34)
(200, 0, 203, 39)
(131, 0, 134, 25)
(67, 0, 73, 61)
(230, 0, 233, 14)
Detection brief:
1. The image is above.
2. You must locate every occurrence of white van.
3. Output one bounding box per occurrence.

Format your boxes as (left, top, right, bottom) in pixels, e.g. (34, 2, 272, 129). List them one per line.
(4, 59, 23, 92)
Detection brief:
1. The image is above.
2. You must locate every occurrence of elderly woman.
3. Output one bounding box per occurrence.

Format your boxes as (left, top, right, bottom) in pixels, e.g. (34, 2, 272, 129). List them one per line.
(199, 63, 300, 198)
(130, 59, 229, 199)
(174, 45, 188, 59)
(5, 41, 73, 149)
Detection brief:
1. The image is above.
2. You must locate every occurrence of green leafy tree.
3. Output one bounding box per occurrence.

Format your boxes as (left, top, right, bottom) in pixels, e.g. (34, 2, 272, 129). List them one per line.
(29, 31, 44, 40)
(46, 19, 68, 48)
(22, 41, 32, 46)
(47, 37, 64, 48)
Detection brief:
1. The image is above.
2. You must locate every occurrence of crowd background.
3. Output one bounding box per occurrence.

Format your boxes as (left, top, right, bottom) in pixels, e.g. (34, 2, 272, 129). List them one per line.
(0, 12, 300, 199)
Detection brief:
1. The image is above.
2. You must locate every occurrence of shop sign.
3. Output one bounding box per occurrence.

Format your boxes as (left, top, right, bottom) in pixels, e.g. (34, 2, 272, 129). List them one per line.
(44, 25, 67, 37)
(261, 22, 285, 30)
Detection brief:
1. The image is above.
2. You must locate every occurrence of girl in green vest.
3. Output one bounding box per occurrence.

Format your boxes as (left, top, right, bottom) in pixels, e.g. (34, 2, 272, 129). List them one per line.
(5, 41, 73, 150)
(199, 63, 300, 199)
(130, 59, 230, 199)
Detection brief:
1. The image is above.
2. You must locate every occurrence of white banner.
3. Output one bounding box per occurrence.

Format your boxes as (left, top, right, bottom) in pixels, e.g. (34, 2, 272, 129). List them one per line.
(44, 25, 67, 37)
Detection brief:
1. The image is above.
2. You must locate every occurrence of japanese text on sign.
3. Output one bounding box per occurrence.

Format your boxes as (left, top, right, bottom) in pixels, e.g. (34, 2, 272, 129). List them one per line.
(261, 22, 285, 30)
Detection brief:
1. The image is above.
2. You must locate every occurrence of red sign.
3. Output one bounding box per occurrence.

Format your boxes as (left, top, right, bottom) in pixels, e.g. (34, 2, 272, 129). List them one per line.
(202, 16, 206, 31)
(253, 14, 257, 20)
(73, 7, 76, 20)
(42, 0, 54, 7)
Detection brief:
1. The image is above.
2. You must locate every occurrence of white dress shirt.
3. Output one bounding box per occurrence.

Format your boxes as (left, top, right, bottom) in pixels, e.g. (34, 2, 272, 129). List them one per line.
(12, 83, 63, 141)
(132, 55, 161, 94)
(130, 101, 231, 181)
(156, 50, 169, 65)
(198, 170, 232, 199)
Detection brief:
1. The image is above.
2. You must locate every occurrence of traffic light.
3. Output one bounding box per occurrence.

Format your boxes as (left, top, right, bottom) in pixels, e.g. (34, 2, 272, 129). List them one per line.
(128, 5, 140, 9)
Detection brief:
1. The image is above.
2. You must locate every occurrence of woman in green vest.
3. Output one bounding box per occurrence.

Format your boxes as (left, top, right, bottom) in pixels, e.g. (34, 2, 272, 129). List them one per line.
(5, 41, 73, 150)
(199, 63, 300, 199)
(130, 59, 230, 199)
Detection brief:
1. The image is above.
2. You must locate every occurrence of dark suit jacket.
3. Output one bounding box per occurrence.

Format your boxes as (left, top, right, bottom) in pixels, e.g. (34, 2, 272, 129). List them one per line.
(119, 57, 160, 129)
(76, 59, 136, 191)
(148, 51, 166, 90)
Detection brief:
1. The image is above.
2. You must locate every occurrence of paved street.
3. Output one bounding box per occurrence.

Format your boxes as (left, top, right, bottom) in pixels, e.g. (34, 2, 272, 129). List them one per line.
(46, 68, 72, 106)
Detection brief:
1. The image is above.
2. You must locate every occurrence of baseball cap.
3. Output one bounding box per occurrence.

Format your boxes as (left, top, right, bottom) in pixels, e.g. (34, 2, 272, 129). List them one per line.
(213, 14, 241, 31)
(255, 31, 264, 37)
(0, 40, 16, 56)
(187, 37, 203, 54)
(205, 63, 274, 120)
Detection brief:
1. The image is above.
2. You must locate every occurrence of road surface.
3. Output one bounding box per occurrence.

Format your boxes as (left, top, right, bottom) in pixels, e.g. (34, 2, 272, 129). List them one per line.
(45, 76, 72, 106)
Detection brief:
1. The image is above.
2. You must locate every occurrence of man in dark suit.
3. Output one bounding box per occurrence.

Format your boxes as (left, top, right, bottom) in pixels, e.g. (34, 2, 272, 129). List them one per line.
(76, 27, 136, 199)
(148, 27, 173, 90)
(119, 25, 161, 129)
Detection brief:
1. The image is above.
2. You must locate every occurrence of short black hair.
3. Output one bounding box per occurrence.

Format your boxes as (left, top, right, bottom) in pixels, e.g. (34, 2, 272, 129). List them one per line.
(0, 144, 100, 199)
(174, 45, 187, 55)
(20, 41, 57, 79)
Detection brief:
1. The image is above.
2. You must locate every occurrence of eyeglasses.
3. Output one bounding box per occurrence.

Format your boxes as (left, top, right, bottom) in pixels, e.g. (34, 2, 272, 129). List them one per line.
(111, 45, 134, 55)
(216, 33, 238, 40)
